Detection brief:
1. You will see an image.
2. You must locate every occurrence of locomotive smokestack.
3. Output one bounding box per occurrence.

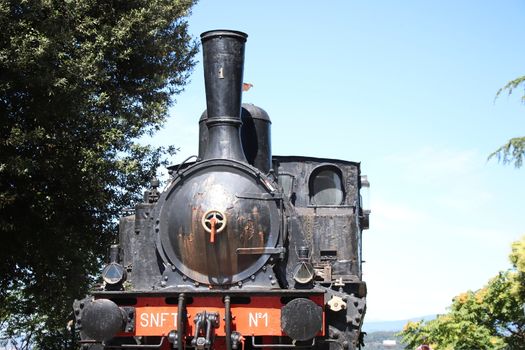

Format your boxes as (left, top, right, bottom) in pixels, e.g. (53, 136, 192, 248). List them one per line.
(200, 30, 248, 162)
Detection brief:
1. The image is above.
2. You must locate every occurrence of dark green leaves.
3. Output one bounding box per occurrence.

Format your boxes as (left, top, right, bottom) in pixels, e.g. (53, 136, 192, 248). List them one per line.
(0, 0, 198, 347)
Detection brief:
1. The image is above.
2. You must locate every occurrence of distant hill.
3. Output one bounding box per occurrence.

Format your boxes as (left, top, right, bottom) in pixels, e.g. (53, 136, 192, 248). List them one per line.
(362, 331, 405, 350)
(360, 316, 436, 350)
(362, 315, 436, 333)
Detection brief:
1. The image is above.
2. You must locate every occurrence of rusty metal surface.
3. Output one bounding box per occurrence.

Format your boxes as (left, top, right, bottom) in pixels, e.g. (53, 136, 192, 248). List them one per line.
(273, 156, 365, 282)
(156, 160, 281, 286)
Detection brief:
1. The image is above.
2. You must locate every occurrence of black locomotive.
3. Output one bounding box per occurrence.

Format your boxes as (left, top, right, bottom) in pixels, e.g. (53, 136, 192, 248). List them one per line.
(74, 29, 370, 350)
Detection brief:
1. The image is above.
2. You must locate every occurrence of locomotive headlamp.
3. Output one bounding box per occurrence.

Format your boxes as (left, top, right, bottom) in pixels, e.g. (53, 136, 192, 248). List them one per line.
(101, 244, 126, 285)
(293, 246, 315, 284)
(293, 262, 315, 284)
(102, 262, 126, 285)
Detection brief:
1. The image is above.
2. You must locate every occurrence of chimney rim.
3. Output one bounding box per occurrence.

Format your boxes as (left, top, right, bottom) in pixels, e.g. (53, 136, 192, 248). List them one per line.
(200, 29, 248, 42)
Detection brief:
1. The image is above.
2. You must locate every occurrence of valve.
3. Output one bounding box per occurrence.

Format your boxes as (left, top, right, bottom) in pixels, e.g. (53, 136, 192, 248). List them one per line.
(202, 210, 227, 243)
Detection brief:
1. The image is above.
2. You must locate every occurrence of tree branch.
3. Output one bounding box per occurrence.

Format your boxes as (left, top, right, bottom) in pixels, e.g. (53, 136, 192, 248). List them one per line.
(495, 75, 525, 102)
(488, 137, 525, 168)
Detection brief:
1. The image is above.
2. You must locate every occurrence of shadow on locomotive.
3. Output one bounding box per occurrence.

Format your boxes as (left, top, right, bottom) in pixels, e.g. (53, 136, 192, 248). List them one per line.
(73, 29, 371, 350)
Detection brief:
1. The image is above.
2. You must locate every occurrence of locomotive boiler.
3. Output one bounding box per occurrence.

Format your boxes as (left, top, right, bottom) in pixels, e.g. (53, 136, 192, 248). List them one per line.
(73, 30, 371, 350)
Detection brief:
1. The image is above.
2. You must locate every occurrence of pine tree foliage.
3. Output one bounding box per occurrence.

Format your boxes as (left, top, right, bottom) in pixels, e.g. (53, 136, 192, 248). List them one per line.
(489, 75, 525, 168)
(0, 0, 198, 348)
(489, 137, 525, 168)
(496, 76, 525, 101)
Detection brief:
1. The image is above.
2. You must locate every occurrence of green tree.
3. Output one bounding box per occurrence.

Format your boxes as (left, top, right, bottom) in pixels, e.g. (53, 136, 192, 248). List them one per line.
(398, 236, 525, 349)
(0, 0, 198, 348)
(489, 76, 525, 168)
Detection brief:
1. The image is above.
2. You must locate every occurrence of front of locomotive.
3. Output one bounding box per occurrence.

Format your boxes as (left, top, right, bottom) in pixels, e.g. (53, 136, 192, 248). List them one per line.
(74, 30, 326, 350)
(156, 30, 283, 290)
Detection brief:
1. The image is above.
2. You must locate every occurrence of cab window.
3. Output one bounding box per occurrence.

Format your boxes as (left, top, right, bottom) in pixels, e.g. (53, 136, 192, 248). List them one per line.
(309, 166, 344, 205)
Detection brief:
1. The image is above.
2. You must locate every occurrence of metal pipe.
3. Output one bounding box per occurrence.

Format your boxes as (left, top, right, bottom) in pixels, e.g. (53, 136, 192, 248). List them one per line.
(177, 293, 185, 350)
(251, 337, 316, 348)
(224, 296, 232, 350)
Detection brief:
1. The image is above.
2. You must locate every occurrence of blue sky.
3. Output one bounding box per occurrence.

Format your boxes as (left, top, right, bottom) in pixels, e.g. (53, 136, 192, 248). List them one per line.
(145, 1, 525, 321)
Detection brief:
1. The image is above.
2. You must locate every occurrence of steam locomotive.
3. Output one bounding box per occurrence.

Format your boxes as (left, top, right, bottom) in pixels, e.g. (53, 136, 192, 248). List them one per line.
(73, 30, 370, 350)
